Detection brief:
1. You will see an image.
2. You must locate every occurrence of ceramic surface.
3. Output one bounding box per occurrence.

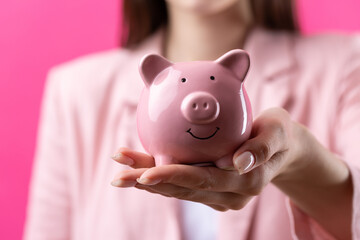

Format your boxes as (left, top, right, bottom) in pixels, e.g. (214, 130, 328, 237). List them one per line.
(137, 49, 252, 166)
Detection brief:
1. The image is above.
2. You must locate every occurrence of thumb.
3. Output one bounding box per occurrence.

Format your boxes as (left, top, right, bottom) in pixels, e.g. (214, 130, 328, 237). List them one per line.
(233, 119, 289, 175)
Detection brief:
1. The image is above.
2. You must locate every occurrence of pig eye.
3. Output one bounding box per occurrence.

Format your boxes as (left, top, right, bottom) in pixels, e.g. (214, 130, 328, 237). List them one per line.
(210, 76, 215, 80)
(181, 78, 187, 83)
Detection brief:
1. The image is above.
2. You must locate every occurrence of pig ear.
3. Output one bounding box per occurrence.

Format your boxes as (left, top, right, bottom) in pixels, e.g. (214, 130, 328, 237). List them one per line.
(215, 49, 250, 82)
(139, 54, 173, 88)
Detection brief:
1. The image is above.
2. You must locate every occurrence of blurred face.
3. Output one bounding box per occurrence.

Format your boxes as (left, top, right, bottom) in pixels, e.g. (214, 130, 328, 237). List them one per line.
(165, 0, 242, 16)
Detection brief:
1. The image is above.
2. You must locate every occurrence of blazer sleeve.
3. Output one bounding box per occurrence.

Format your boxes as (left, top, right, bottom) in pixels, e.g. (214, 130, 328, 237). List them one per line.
(23, 69, 71, 240)
(334, 35, 360, 240)
(288, 35, 360, 240)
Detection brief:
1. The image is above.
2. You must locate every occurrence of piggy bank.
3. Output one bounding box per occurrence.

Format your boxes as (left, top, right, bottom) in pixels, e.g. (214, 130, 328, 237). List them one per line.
(137, 49, 252, 167)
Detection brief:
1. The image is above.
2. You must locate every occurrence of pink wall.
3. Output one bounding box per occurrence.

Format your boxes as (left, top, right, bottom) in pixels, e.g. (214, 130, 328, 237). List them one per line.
(0, 0, 359, 239)
(298, 0, 360, 33)
(0, 1, 120, 239)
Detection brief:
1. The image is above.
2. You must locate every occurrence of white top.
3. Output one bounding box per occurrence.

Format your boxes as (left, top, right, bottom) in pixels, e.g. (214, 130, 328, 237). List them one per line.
(181, 200, 218, 240)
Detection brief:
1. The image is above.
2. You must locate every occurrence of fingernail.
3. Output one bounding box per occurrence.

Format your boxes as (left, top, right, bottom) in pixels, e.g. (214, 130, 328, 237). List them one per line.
(111, 179, 137, 187)
(218, 166, 236, 171)
(137, 177, 161, 185)
(111, 153, 134, 166)
(216, 161, 236, 171)
(234, 151, 255, 175)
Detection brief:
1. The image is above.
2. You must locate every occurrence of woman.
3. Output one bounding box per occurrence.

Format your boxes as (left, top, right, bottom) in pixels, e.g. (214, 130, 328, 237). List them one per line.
(25, 0, 360, 239)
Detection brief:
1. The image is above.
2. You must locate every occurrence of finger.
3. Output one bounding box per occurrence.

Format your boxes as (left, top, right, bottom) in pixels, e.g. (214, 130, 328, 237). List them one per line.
(205, 204, 228, 212)
(135, 183, 228, 211)
(233, 108, 291, 174)
(138, 165, 270, 197)
(135, 183, 248, 210)
(111, 147, 155, 168)
(214, 154, 236, 170)
(137, 164, 244, 193)
(111, 168, 149, 187)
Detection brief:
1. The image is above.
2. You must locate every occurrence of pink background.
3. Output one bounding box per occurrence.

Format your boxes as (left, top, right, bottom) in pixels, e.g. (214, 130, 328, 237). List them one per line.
(0, 0, 359, 239)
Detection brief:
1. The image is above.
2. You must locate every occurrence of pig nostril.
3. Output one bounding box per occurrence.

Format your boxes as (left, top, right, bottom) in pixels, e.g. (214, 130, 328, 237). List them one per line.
(181, 91, 220, 124)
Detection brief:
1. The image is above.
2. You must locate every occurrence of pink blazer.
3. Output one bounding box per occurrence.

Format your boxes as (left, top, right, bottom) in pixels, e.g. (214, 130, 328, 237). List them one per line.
(24, 28, 360, 240)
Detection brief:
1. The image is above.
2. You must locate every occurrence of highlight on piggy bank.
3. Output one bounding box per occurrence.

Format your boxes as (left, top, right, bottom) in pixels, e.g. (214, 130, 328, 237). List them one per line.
(136, 49, 253, 167)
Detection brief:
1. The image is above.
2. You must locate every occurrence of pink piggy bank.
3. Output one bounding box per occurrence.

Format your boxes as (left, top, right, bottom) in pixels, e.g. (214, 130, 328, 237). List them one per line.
(137, 49, 252, 167)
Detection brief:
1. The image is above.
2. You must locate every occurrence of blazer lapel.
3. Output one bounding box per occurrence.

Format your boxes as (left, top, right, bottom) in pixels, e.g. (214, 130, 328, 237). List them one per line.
(244, 28, 299, 116)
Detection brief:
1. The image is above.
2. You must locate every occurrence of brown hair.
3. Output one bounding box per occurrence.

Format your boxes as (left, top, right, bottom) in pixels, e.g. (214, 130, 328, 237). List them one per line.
(122, 0, 298, 48)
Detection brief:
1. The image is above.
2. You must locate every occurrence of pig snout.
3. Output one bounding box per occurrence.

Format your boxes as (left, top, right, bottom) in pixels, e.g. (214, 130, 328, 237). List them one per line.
(181, 92, 220, 124)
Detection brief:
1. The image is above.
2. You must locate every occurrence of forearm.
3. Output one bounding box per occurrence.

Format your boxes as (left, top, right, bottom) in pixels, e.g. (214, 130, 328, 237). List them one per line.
(272, 124, 353, 240)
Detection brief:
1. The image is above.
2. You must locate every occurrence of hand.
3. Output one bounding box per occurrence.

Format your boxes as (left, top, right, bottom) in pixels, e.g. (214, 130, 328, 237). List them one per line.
(111, 108, 301, 211)
(111, 107, 352, 239)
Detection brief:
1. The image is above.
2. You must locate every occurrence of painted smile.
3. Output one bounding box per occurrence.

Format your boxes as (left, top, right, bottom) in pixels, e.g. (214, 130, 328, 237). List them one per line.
(186, 127, 220, 140)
